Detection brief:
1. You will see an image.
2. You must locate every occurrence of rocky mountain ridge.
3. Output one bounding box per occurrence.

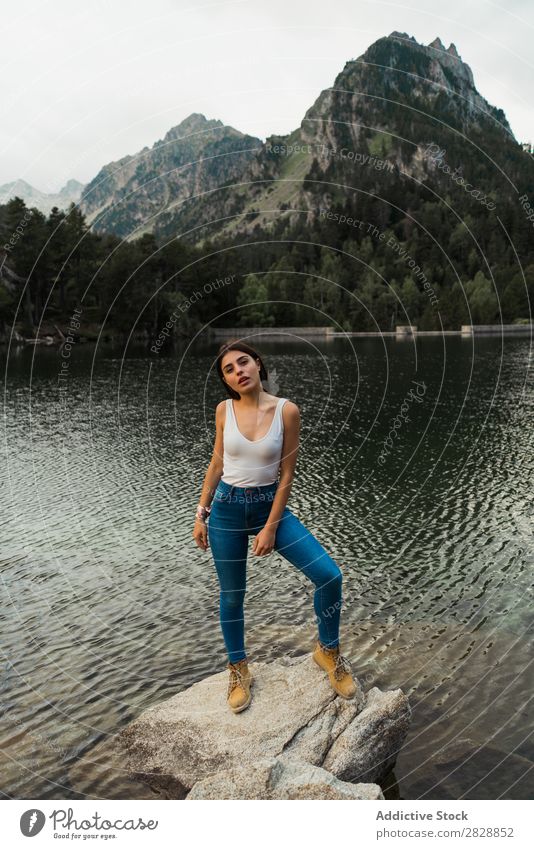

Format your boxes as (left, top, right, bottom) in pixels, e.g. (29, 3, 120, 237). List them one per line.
(76, 31, 521, 247)
(79, 112, 263, 240)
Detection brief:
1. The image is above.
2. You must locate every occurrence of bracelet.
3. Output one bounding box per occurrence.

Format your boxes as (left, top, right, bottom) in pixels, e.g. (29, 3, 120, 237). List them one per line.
(196, 504, 212, 522)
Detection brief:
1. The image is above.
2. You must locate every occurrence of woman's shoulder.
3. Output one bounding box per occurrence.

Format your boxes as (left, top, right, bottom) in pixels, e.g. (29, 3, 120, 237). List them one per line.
(264, 393, 298, 411)
(215, 398, 229, 427)
(278, 398, 300, 420)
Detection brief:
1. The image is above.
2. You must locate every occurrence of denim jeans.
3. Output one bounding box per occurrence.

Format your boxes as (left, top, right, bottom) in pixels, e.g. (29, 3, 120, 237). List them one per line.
(207, 478, 343, 663)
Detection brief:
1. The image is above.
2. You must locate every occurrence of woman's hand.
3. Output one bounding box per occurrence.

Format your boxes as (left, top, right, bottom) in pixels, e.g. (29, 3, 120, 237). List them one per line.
(252, 527, 277, 556)
(192, 517, 209, 551)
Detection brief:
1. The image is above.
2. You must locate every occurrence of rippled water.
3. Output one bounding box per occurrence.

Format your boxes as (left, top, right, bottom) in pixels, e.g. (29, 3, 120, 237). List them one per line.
(1, 335, 532, 800)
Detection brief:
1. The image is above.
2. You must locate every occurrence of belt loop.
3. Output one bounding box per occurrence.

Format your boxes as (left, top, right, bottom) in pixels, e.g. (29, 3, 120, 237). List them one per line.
(229, 484, 235, 499)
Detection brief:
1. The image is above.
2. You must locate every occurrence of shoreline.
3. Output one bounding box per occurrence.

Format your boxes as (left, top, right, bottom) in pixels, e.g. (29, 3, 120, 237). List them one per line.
(2, 322, 532, 347)
(207, 324, 533, 339)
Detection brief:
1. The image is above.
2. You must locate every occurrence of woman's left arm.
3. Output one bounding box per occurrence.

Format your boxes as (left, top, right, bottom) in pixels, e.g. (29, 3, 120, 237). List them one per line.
(252, 401, 300, 555)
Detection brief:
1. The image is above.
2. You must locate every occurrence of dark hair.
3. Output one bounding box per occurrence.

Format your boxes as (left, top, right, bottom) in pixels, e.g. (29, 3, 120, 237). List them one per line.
(215, 339, 269, 400)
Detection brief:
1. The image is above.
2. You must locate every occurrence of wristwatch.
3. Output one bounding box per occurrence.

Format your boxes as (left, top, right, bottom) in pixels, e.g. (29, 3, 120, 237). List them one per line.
(196, 504, 212, 522)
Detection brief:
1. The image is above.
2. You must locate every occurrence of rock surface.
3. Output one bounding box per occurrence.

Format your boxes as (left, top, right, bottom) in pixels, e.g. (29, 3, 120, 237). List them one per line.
(117, 652, 411, 799)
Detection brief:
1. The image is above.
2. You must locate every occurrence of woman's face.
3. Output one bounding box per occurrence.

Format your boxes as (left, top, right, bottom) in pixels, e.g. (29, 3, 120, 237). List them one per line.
(221, 351, 260, 395)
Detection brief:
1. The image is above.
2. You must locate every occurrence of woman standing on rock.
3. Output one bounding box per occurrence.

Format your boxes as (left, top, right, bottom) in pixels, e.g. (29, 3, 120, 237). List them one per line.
(192, 339, 356, 713)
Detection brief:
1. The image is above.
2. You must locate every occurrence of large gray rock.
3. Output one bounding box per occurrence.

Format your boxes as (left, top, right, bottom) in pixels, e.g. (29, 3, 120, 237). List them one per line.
(186, 757, 384, 800)
(117, 652, 410, 799)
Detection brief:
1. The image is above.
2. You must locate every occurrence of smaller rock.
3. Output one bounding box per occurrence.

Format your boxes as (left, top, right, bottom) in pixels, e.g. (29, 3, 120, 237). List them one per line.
(323, 686, 412, 785)
(186, 757, 384, 800)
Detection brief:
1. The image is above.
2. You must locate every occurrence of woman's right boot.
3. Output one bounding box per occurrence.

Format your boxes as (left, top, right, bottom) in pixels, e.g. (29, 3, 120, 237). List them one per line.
(227, 658, 253, 713)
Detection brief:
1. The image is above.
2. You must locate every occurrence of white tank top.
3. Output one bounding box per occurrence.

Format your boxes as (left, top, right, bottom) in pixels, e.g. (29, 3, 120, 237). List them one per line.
(221, 397, 288, 486)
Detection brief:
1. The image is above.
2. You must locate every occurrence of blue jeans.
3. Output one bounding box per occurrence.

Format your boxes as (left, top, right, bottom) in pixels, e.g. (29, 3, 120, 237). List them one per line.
(207, 478, 343, 663)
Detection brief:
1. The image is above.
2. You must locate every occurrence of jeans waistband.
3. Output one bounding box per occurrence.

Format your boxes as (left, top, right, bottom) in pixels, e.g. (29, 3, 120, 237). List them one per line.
(214, 479, 279, 502)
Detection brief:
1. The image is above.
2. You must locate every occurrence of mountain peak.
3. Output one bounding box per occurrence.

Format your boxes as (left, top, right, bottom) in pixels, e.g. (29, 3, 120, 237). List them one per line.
(79, 111, 261, 236)
(60, 178, 84, 194)
(374, 31, 476, 91)
(301, 29, 512, 154)
(388, 31, 417, 44)
(159, 113, 246, 146)
(174, 113, 222, 135)
(428, 37, 461, 59)
(428, 36, 446, 51)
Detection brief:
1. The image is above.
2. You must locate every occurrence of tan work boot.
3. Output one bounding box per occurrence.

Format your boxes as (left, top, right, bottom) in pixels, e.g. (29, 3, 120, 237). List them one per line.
(226, 658, 253, 713)
(312, 640, 357, 699)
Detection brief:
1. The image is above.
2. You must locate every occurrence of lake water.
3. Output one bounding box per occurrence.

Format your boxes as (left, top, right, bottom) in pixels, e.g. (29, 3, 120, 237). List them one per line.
(1, 334, 532, 800)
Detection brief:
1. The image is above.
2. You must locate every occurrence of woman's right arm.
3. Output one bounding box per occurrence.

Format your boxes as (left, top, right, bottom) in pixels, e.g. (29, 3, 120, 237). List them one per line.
(192, 400, 225, 551)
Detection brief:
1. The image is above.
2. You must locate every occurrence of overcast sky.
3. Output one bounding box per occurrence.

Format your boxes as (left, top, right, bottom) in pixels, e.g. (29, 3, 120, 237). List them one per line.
(1, 0, 532, 192)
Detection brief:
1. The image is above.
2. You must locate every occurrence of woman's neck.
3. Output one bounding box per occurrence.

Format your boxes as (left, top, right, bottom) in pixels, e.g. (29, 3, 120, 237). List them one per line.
(235, 389, 265, 408)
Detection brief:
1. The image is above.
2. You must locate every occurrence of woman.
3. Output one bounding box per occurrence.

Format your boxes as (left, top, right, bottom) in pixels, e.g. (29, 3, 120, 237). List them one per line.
(192, 339, 356, 713)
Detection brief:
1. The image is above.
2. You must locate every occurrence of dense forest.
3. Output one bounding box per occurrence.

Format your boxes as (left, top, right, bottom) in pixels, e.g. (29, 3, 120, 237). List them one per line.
(0, 178, 532, 347)
(0, 196, 234, 344)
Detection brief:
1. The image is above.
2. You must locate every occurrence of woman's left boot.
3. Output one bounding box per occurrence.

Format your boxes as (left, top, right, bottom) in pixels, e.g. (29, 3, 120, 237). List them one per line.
(312, 640, 357, 699)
